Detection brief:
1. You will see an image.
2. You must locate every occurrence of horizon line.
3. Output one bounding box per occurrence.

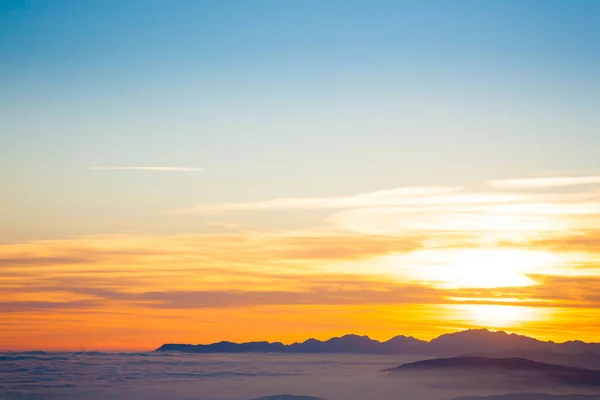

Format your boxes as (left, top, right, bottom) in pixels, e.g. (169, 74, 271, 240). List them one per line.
(157, 328, 591, 347)
(4, 328, 597, 353)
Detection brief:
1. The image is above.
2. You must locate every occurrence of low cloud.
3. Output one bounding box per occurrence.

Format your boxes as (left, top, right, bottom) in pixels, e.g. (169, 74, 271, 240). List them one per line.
(489, 176, 600, 189)
(113, 284, 444, 309)
(1, 233, 599, 313)
(526, 230, 600, 252)
(4, 174, 600, 348)
(0, 300, 100, 312)
(0, 256, 91, 267)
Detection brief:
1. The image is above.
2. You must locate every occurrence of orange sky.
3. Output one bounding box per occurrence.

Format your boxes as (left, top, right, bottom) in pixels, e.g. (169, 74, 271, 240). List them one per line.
(2, 177, 600, 351)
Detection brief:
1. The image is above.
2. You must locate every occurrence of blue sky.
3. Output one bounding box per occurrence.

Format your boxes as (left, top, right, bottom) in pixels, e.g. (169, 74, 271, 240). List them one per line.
(1, 0, 600, 241)
(5, 1, 600, 351)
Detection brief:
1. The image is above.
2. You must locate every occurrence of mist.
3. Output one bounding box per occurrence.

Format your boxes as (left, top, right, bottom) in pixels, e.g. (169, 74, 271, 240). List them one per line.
(3, 352, 600, 400)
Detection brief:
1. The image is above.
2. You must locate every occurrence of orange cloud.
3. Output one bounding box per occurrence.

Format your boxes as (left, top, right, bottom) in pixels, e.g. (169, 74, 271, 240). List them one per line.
(2, 207, 600, 350)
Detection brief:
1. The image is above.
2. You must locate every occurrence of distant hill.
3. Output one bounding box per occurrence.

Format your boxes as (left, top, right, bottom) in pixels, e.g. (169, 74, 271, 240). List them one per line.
(385, 356, 592, 373)
(249, 396, 324, 400)
(156, 329, 600, 357)
(459, 349, 600, 370)
(452, 394, 600, 400)
(385, 356, 600, 387)
(429, 330, 600, 356)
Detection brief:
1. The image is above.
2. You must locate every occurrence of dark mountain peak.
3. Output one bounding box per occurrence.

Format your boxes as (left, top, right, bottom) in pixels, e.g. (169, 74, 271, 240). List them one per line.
(386, 356, 592, 374)
(429, 329, 545, 355)
(250, 396, 325, 400)
(380, 335, 429, 355)
(301, 338, 322, 345)
(156, 329, 600, 355)
(434, 328, 502, 339)
(453, 394, 600, 400)
(386, 334, 421, 342)
(342, 334, 371, 340)
(325, 334, 375, 343)
(386, 356, 600, 388)
(459, 348, 600, 370)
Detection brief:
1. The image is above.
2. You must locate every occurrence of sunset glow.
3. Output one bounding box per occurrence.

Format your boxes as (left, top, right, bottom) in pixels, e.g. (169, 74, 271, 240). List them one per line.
(448, 304, 550, 329)
(3, 179, 600, 350)
(2, 0, 600, 353)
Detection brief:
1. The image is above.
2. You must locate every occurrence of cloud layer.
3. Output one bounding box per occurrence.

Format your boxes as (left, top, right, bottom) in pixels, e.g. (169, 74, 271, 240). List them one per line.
(3, 175, 600, 350)
(1, 228, 600, 349)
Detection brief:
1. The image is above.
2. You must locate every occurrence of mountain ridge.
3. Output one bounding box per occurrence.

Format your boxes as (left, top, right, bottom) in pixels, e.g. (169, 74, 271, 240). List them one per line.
(156, 329, 600, 356)
(386, 356, 600, 388)
(452, 395, 600, 400)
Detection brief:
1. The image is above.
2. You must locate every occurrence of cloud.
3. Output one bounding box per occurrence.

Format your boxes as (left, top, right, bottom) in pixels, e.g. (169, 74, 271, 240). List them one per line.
(3, 232, 600, 349)
(323, 191, 600, 242)
(1, 233, 597, 310)
(6, 270, 600, 312)
(0, 233, 425, 294)
(167, 177, 600, 250)
(0, 300, 100, 312)
(489, 176, 600, 189)
(173, 186, 459, 213)
(205, 221, 241, 229)
(0, 256, 91, 267)
(4, 175, 600, 348)
(528, 231, 600, 252)
(526, 274, 600, 306)
(89, 166, 204, 172)
(450, 274, 600, 308)
(87, 284, 444, 309)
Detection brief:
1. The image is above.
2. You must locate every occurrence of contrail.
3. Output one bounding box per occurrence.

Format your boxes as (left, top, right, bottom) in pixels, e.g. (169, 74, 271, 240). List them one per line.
(89, 166, 204, 172)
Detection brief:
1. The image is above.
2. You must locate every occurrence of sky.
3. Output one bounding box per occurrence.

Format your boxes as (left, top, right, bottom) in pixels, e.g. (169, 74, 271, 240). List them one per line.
(1, 0, 600, 351)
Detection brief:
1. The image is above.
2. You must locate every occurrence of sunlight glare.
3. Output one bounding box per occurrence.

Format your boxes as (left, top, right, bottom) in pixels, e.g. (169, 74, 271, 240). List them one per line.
(448, 304, 549, 328)
(379, 248, 559, 289)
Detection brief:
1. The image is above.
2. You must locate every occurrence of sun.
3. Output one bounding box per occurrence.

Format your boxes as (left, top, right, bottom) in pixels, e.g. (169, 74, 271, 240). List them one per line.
(449, 304, 548, 328)
(398, 248, 559, 289)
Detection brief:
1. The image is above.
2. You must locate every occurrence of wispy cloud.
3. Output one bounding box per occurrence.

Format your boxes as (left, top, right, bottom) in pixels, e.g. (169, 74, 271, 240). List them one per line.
(489, 176, 600, 189)
(4, 175, 600, 349)
(89, 166, 204, 172)
(174, 186, 460, 213)
(169, 177, 600, 245)
(174, 186, 574, 215)
(2, 232, 600, 349)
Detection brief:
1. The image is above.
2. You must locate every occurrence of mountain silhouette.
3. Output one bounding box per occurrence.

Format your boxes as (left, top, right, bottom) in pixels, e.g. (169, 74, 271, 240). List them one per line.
(452, 394, 600, 400)
(156, 329, 600, 357)
(459, 349, 600, 370)
(386, 357, 600, 387)
(385, 356, 594, 373)
(249, 396, 324, 400)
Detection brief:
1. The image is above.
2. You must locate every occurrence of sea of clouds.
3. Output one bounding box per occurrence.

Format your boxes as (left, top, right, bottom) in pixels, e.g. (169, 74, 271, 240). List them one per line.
(1, 352, 599, 400)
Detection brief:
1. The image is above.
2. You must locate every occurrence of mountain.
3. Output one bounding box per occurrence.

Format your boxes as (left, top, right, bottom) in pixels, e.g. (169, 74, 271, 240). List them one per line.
(452, 394, 600, 400)
(460, 349, 600, 370)
(429, 329, 599, 356)
(385, 356, 593, 373)
(156, 329, 600, 356)
(157, 341, 285, 353)
(156, 333, 428, 354)
(385, 356, 600, 387)
(429, 329, 548, 355)
(249, 396, 324, 400)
